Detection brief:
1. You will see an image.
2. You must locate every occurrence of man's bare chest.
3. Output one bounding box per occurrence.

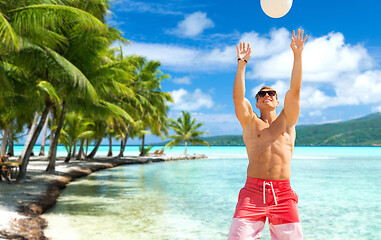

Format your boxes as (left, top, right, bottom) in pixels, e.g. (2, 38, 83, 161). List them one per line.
(242, 124, 294, 148)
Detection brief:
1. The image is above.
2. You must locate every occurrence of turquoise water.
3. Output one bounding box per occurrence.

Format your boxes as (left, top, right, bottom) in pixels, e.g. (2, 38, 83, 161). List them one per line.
(12, 144, 381, 158)
(44, 146, 381, 240)
(12, 144, 151, 157)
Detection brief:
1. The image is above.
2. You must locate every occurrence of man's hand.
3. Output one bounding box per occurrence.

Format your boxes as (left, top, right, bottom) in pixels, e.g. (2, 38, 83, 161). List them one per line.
(290, 29, 307, 55)
(236, 42, 251, 62)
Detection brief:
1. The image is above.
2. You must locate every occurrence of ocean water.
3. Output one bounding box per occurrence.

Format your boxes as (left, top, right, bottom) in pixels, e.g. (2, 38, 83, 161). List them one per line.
(12, 144, 157, 157)
(43, 146, 381, 240)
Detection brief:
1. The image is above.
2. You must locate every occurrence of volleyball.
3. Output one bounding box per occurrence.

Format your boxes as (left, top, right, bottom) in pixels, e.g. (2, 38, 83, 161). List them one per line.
(260, 0, 293, 18)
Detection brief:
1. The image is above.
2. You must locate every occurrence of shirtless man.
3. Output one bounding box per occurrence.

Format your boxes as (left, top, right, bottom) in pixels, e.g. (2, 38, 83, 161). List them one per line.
(228, 29, 307, 240)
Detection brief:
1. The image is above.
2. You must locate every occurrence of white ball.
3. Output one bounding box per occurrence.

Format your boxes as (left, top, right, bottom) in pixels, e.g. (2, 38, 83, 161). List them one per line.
(260, 0, 293, 18)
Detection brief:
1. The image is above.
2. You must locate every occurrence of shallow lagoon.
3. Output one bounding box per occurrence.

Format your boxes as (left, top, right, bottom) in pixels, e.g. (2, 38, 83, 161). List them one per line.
(44, 146, 381, 240)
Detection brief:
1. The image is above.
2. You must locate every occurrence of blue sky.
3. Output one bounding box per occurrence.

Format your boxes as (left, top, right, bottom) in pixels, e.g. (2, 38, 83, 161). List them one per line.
(107, 0, 381, 144)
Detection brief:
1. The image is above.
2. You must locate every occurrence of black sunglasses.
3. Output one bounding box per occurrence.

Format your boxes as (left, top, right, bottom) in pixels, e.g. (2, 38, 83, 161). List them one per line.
(257, 90, 276, 98)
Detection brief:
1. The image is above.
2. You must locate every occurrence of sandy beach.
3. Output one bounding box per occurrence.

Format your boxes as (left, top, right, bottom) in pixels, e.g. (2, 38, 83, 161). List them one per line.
(0, 154, 207, 240)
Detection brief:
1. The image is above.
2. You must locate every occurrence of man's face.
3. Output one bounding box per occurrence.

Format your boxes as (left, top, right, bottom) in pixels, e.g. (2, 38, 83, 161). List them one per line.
(255, 90, 279, 109)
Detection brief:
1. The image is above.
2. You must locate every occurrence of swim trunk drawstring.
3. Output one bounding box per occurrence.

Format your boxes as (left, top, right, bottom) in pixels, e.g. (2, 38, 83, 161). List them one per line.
(263, 181, 278, 205)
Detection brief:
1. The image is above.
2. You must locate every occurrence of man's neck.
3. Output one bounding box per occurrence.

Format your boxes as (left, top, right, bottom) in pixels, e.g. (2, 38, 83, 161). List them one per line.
(259, 110, 277, 124)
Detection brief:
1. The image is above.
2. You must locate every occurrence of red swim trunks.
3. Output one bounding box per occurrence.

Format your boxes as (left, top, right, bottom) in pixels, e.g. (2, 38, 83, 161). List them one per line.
(228, 177, 303, 240)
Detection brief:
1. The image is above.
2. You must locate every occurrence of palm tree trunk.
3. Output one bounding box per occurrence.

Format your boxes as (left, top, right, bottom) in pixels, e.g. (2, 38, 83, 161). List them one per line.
(118, 126, 130, 158)
(0, 125, 10, 155)
(119, 139, 123, 157)
(46, 101, 67, 173)
(107, 135, 113, 157)
(7, 127, 14, 156)
(48, 108, 56, 159)
(19, 113, 39, 161)
(39, 113, 49, 156)
(184, 140, 188, 155)
(139, 134, 145, 156)
(17, 103, 52, 182)
(76, 140, 85, 160)
(87, 138, 102, 159)
(85, 139, 90, 155)
(87, 126, 106, 159)
(72, 140, 77, 158)
(118, 134, 128, 158)
(65, 145, 72, 163)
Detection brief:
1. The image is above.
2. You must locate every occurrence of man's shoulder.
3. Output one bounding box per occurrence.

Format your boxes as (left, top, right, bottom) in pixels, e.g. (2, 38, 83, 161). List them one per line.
(272, 111, 297, 130)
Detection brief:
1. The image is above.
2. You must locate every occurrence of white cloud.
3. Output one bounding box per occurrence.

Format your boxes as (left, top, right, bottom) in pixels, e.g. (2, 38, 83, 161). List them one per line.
(122, 42, 198, 67)
(242, 29, 381, 113)
(308, 110, 323, 117)
(119, 28, 381, 112)
(202, 46, 236, 64)
(193, 112, 242, 135)
(119, 29, 374, 76)
(169, 88, 214, 111)
(336, 70, 381, 105)
(372, 106, 381, 113)
(119, 29, 376, 75)
(119, 41, 233, 71)
(170, 12, 214, 37)
(240, 28, 291, 59)
(171, 76, 192, 85)
(248, 31, 374, 82)
(300, 86, 334, 109)
(295, 70, 381, 109)
(168, 112, 242, 135)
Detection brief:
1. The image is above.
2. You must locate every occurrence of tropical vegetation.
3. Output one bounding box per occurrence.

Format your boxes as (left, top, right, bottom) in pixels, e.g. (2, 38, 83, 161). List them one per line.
(0, 0, 199, 182)
(164, 111, 210, 154)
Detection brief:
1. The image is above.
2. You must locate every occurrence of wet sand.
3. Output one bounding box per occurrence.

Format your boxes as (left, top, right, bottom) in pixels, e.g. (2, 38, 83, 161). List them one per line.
(0, 154, 207, 240)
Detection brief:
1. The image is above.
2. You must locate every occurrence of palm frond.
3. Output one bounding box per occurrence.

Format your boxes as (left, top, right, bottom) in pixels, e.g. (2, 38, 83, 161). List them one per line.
(37, 80, 60, 104)
(43, 46, 99, 102)
(100, 100, 135, 125)
(11, 4, 107, 37)
(60, 0, 109, 22)
(190, 122, 204, 132)
(78, 130, 95, 140)
(0, 13, 20, 50)
(165, 111, 209, 150)
(164, 139, 182, 150)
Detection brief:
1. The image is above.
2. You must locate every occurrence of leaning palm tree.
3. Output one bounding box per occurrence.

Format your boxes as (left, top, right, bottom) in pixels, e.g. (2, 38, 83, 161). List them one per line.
(164, 111, 210, 155)
(58, 112, 93, 162)
(0, 0, 109, 180)
(130, 58, 172, 156)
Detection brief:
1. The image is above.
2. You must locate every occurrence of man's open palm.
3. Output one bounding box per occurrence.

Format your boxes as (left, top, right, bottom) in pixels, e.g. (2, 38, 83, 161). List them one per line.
(237, 42, 251, 61)
(291, 29, 307, 54)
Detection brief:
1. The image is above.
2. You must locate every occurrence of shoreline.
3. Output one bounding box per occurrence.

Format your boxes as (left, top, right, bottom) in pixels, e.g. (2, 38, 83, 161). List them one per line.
(0, 154, 207, 240)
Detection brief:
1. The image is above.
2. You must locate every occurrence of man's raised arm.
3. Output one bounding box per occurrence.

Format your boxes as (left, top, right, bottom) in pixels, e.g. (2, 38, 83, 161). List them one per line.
(284, 29, 308, 126)
(233, 42, 254, 126)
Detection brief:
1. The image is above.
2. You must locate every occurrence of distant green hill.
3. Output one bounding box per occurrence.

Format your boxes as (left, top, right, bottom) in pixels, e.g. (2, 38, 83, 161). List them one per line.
(153, 112, 381, 146)
(294, 112, 381, 146)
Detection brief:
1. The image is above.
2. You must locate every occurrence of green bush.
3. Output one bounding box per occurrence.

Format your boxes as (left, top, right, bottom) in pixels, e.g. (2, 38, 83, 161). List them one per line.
(138, 145, 153, 156)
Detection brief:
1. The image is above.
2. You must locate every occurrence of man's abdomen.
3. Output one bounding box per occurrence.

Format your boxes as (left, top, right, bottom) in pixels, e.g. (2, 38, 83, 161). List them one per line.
(246, 149, 292, 180)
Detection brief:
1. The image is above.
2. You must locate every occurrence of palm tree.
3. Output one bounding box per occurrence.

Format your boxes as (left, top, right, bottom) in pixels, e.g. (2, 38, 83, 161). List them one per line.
(1, 1, 176, 182)
(58, 112, 93, 162)
(128, 58, 172, 156)
(165, 111, 210, 155)
(38, 113, 50, 156)
(0, 0, 110, 179)
(43, 1, 130, 171)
